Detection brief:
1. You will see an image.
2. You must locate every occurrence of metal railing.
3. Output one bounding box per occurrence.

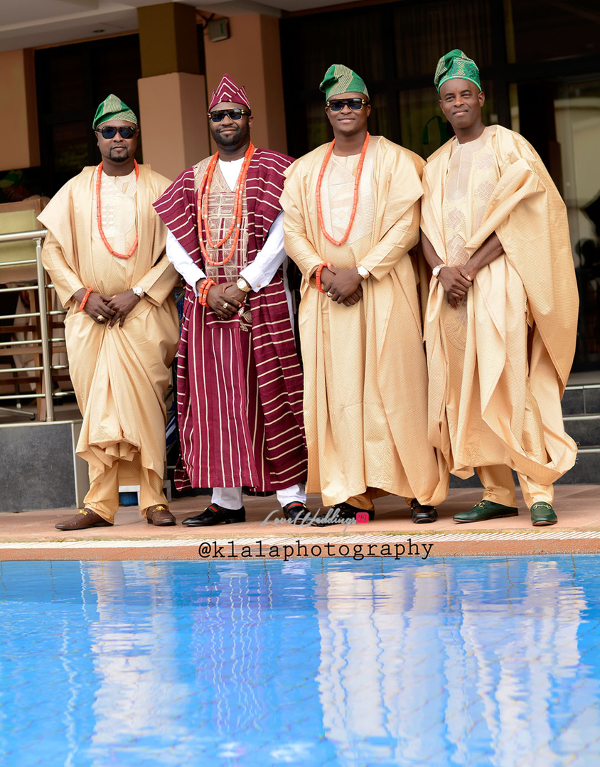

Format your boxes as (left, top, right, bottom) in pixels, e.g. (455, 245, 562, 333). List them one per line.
(0, 228, 58, 421)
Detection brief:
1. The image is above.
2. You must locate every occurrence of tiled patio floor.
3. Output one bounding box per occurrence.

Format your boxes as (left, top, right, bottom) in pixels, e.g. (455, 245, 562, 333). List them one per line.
(1, 485, 599, 560)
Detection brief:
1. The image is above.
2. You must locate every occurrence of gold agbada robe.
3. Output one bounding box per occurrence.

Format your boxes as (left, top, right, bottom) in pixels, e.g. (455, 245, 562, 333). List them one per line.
(281, 136, 448, 507)
(421, 126, 578, 485)
(39, 165, 180, 487)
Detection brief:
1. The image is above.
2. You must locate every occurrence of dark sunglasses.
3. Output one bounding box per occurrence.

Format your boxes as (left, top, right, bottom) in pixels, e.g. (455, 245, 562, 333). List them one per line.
(326, 98, 369, 112)
(208, 109, 250, 123)
(97, 126, 137, 139)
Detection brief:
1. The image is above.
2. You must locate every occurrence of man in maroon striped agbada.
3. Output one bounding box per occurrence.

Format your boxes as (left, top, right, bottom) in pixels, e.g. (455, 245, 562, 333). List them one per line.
(154, 74, 308, 525)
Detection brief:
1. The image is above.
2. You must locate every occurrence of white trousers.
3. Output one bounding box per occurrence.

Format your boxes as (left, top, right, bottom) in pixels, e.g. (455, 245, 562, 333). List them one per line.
(212, 483, 306, 510)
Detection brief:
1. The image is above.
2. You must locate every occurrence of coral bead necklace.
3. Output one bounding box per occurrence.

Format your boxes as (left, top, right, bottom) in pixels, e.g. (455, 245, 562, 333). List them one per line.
(316, 132, 370, 246)
(95, 160, 139, 259)
(197, 142, 255, 266)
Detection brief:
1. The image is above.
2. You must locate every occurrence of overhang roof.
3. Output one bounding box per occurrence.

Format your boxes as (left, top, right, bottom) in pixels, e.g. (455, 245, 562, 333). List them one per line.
(0, 0, 351, 53)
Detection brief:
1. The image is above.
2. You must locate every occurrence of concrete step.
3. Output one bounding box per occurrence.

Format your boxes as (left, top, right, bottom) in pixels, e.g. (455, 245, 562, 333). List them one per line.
(562, 384, 600, 415)
(559, 448, 600, 484)
(564, 415, 600, 447)
(445, 385, 600, 489)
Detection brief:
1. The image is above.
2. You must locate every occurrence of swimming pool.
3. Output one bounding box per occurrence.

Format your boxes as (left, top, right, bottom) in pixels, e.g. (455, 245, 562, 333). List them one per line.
(1, 556, 599, 766)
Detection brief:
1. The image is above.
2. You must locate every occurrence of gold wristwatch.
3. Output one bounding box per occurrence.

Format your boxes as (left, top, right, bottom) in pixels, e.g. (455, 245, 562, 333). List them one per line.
(236, 277, 252, 293)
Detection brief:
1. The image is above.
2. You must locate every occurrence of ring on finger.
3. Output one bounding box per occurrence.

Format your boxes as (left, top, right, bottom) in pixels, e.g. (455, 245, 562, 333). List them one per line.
(97, 315, 105, 323)
(223, 302, 229, 310)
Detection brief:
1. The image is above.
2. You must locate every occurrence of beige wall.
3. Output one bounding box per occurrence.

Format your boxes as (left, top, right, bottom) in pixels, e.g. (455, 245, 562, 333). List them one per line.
(0, 49, 40, 172)
(138, 72, 210, 182)
(204, 15, 288, 155)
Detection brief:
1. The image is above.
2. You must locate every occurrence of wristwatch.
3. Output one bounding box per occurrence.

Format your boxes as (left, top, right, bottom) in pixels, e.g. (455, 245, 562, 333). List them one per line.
(236, 277, 252, 293)
(132, 285, 145, 298)
(432, 265, 445, 278)
(357, 265, 370, 280)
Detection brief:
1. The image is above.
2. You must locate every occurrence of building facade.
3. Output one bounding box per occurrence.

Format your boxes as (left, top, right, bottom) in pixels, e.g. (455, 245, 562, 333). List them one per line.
(0, 0, 599, 371)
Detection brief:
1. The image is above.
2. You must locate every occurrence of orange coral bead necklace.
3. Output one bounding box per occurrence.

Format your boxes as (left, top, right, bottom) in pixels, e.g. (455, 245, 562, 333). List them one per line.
(316, 132, 370, 247)
(95, 160, 139, 259)
(197, 142, 255, 267)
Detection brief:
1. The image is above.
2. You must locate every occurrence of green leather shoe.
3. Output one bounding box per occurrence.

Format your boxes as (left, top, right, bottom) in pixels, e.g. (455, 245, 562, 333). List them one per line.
(454, 500, 519, 523)
(530, 502, 557, 526)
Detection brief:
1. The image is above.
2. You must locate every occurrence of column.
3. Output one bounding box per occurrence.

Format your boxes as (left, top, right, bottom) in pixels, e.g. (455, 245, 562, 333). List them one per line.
(0, 49, 39, 172)
(136, 2, 210, 181)
(203, 14, 288, 154)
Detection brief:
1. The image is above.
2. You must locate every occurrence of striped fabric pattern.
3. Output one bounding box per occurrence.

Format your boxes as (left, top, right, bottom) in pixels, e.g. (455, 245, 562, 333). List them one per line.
(208, 74, 251, 111)
(154, 150, 307, 491)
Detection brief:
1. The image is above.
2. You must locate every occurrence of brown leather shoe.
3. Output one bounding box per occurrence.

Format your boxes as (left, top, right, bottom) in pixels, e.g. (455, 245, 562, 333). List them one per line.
(55, 508, 113, 531)
(146, 505, 176, 526)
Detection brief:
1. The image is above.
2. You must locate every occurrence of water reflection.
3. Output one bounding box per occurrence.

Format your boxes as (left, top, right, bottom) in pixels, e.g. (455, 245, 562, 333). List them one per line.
(0, 557, 600, 766)
(313, 558, 600, 766)
(85, 562, 194, 766)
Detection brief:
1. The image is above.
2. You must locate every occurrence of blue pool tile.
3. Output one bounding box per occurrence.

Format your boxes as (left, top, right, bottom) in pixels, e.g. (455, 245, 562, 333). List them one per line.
(1, 557, 600, 765)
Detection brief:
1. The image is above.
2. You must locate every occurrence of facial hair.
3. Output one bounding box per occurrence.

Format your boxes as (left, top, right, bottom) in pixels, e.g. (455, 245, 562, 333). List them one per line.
(212, 120, 250, 150)
(109, 147, 129, 163)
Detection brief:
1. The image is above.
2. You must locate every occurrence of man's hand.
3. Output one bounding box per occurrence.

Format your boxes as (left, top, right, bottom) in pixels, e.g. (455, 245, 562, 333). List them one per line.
(75, 289, 116, 324)
(463, 260, 481, 283)
(437, 266, 472, 305)
(342, 285, 364, 306)
(223, 281, 248, 306)
(321, 265, 364, 304)
(206, 282, 242, 320)
(106, 289, 140, 327)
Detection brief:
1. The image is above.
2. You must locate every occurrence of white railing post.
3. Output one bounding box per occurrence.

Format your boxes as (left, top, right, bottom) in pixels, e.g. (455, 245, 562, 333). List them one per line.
(0, 228, 56, 421)
(35, 236, 54, 421)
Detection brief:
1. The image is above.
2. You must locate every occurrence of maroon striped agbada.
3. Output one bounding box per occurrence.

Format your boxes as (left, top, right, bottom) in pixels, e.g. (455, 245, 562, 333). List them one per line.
(153, 150, 307, 492)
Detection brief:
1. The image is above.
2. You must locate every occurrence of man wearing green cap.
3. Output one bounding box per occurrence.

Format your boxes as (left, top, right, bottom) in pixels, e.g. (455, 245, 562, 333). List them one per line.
(39, 95, 180, 530)
(420, 50, 578, 526)
(281, 65, 448, 526)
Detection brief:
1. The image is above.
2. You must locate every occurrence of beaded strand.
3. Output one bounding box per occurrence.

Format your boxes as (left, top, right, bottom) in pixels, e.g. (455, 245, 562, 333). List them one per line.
(316, 133, 370, 247)
(315, 263, 328, 293)
(96, 160, 139, 259)
(197, 143, 255, 267)
(78, 287, 93, 312)
(197, 278, 216, 307)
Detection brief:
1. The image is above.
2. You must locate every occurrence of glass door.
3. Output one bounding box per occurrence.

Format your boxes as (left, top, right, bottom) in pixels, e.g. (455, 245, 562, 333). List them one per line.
(554, 77, 600, 371)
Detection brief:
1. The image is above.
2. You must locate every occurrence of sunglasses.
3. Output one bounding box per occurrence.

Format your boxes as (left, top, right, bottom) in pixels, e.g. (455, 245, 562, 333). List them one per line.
(326, 98, 369, 112)
(97, 126, 137, 139)
(208, 109, 250, 123)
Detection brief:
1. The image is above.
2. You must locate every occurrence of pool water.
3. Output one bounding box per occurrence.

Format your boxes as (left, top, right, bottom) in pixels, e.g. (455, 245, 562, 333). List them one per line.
(1, 556, 600, 766)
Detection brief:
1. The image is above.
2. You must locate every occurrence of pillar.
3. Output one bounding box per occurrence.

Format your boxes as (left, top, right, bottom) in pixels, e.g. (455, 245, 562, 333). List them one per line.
(0, 49, 40, 172)
(203, 15, 288, 155)
(136, 3, 209, 181)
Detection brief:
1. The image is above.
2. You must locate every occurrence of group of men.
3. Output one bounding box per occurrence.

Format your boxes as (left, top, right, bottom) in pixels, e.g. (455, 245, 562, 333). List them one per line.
(41, 49, 578, 533)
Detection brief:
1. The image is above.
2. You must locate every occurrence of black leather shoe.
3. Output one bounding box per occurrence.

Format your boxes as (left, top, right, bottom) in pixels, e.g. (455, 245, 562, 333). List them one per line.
(182, 503, 245, 526)
(313, 502, 374, 527)
(282, 502, 311, 522)
(410, 499, 438, 524)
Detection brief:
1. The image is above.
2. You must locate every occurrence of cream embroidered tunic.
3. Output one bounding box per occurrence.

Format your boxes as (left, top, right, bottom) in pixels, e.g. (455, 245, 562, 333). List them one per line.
(422, 126, 578, 484)
(39, 164, 180, 484)
(282, 136, 448, 506)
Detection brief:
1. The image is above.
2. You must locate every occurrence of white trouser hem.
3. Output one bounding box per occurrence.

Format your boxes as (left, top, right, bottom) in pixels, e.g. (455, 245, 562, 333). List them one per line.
(212, 483, 306, 510)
